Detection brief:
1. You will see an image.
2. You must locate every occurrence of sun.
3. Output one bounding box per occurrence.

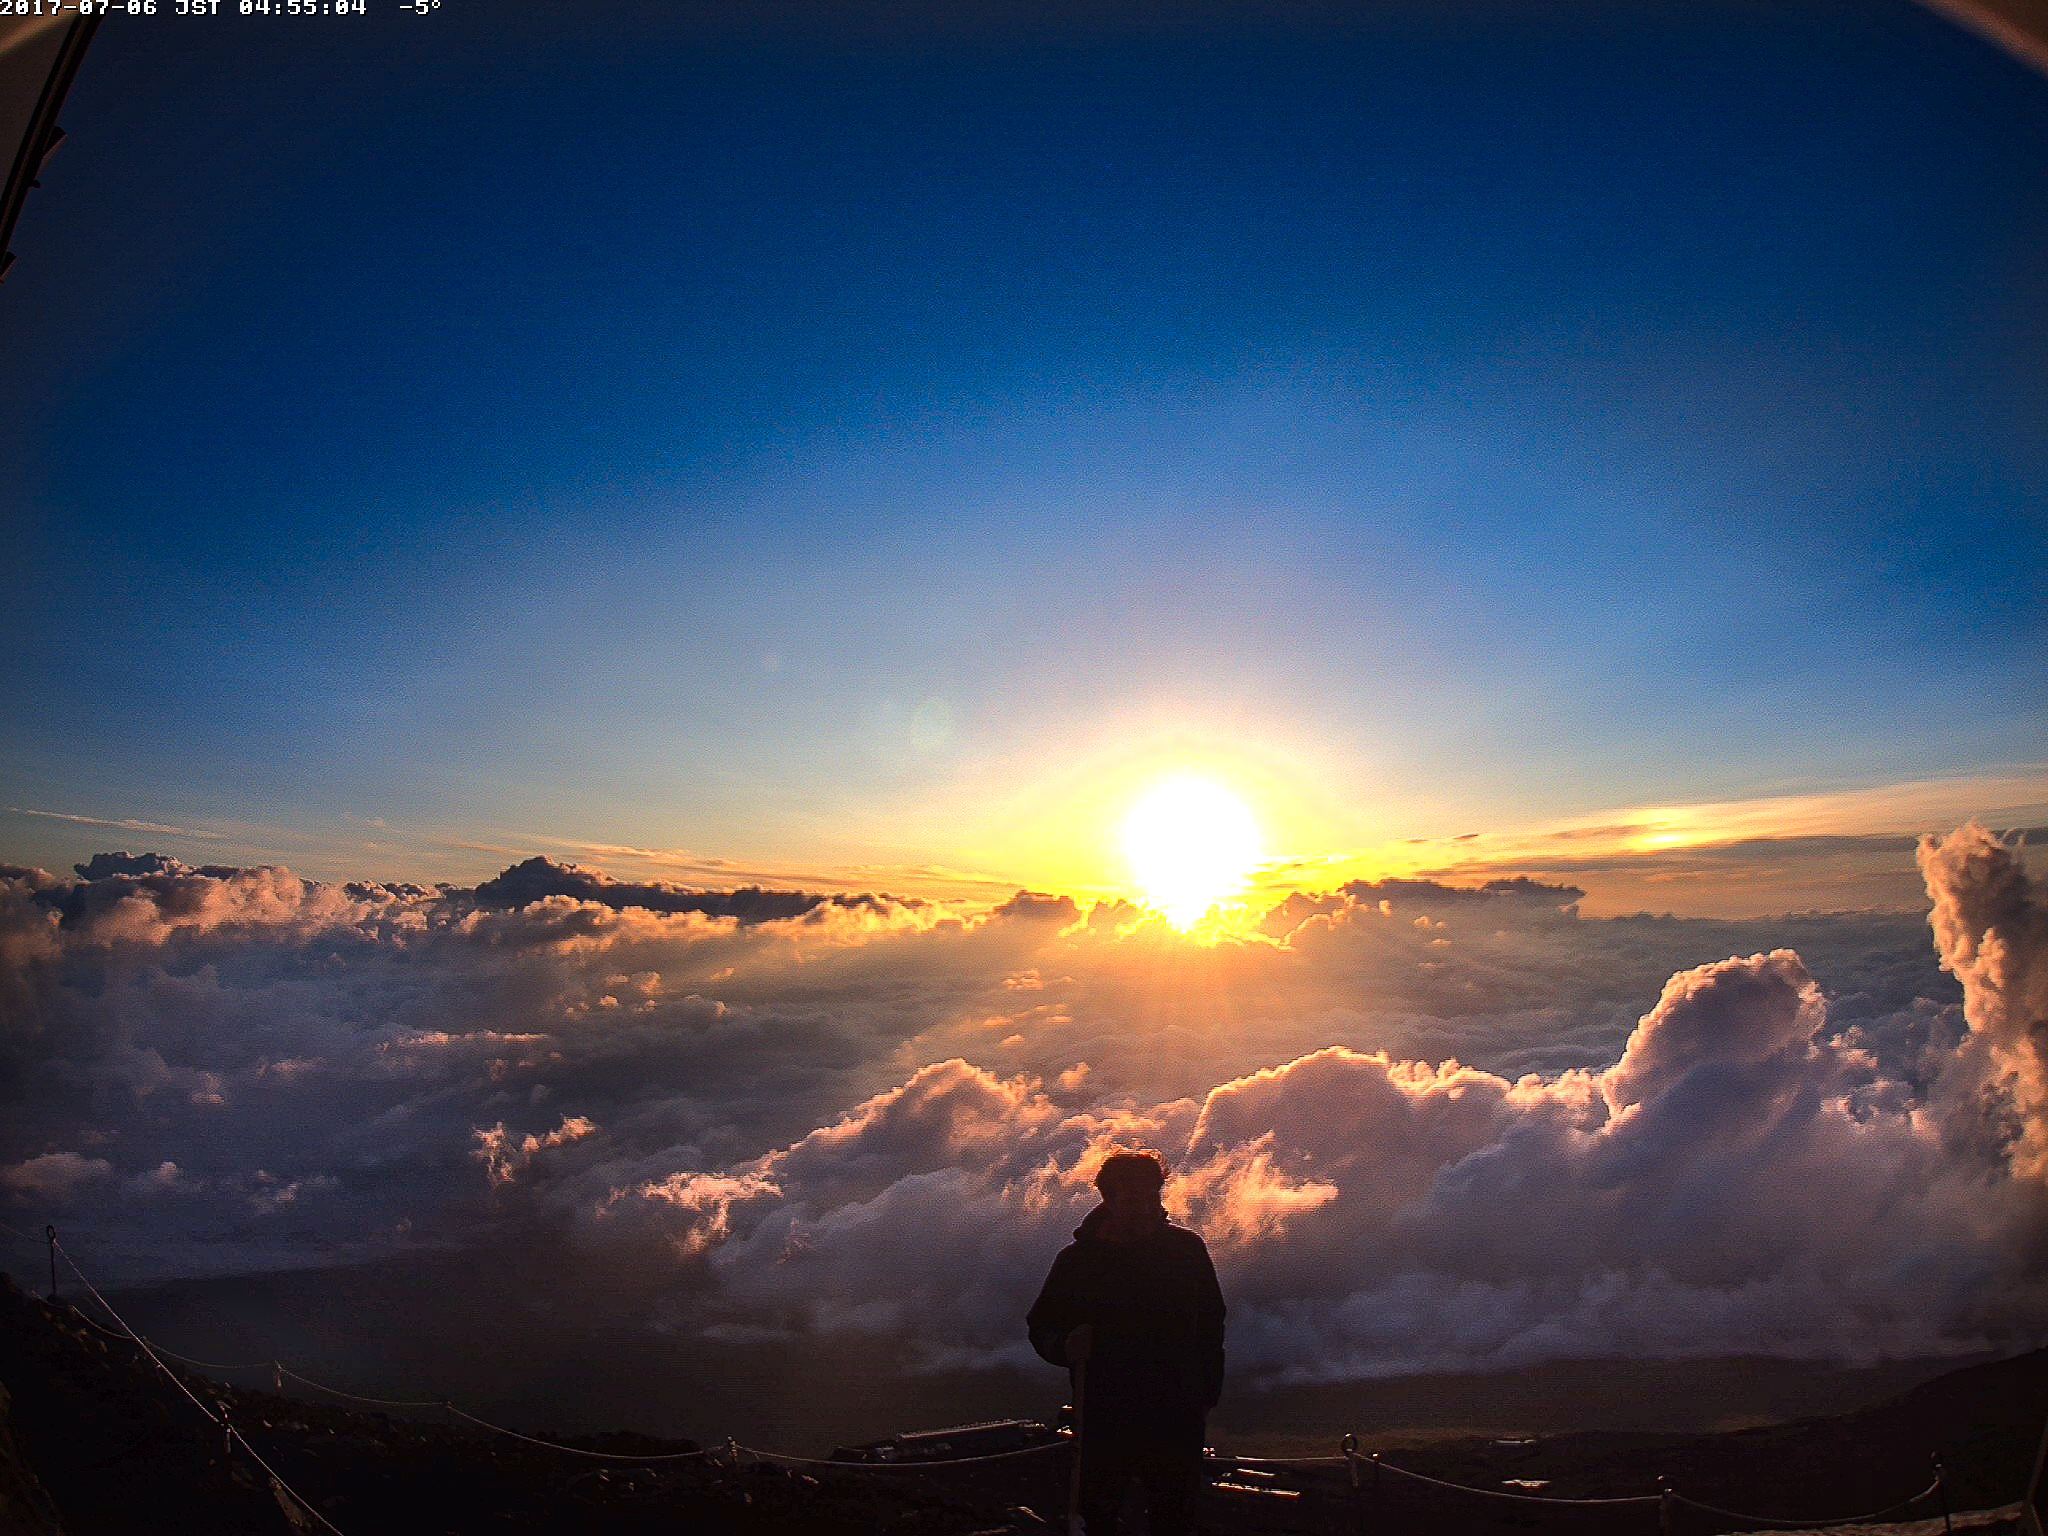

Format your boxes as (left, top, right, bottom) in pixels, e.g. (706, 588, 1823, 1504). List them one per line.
(1122, 774, 1263, 927)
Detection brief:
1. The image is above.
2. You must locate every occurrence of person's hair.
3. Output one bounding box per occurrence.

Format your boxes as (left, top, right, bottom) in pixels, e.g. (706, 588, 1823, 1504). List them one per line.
(1094, 1147, 1167, 1198)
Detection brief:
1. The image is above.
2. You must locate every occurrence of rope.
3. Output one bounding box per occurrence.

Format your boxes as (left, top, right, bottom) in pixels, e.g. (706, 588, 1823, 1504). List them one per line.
(1670, 1474, 1944, 1530)
(72, 1308, 272, 1374)
(279, 1364, 446, 1412)
(741, 1440, 1066, 1470)
(446, 1404, 712, 1462)
(225, 1421, 350, 1536)
(147, 1341, 274, 1374)
(1375, 1457, 1663, 1507)
(1225, 1453, 1349, 1465)
(70, 1303, 429, 1404)
(54, 1244, 226, 1426)
(52, 1241, 350, 1535)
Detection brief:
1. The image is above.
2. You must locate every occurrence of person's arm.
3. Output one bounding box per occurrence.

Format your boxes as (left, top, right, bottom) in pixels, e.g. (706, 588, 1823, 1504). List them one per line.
(1026, 1248, 1081, 1368)
(1193, 1237, 1226, 1409)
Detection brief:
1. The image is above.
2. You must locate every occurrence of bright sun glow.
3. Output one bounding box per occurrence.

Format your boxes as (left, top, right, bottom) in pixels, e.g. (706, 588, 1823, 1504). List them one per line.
(1122, 775, 1263, 927)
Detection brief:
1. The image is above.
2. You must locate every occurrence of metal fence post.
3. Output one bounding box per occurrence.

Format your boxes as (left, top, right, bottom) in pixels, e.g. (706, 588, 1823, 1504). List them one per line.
(1657, 1474, 1673, 1535)
(1933, 1453, 1952, 1536)
(44, 1225, 56, 1301)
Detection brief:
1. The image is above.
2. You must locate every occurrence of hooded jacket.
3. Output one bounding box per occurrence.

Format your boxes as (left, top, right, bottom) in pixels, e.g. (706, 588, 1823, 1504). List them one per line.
(1025, 1205, 1226, 1416)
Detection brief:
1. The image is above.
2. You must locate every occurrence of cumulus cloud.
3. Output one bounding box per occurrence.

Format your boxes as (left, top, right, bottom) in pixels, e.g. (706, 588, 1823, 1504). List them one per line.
(1601, 948, 1822, 1111)
(474, 1114, 600, 1186)
(2, 1151, 112, 1204)
(0, 834, 2042, 1395)
(1920, 823, 2048, 1176)
(588, 937, 2044, 1380)
(123, 1160, 203, 1197)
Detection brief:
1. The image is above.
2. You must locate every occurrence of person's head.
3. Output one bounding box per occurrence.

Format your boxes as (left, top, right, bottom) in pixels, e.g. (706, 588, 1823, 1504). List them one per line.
(1094, 1148, 1168, 1214)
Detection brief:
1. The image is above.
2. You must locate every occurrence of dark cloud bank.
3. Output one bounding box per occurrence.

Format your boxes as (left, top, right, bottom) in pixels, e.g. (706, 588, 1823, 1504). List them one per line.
(2, 831, 2044, 1439)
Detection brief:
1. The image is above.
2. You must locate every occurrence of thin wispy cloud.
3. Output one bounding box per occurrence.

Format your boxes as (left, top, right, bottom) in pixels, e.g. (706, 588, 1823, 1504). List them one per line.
(1291, 770, 2048, 917)
(1424, 769, 2048, 858)
(6, 807, 222, 840)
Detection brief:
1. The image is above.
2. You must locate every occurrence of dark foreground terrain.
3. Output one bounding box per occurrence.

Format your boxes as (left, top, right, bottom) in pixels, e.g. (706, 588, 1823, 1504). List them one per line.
(11, 1243, 2002, 1453)
(1, 1277, 2040, 1535)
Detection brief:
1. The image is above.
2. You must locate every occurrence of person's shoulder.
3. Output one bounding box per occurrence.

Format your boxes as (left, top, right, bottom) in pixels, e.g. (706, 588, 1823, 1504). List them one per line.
(1162, 1222, 1212, 1252)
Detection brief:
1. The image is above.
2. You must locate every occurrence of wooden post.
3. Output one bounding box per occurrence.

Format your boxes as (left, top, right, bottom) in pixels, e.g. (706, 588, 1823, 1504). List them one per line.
(1933, 1454, 1952, 1536)
(44, 1226, 56, 1301)
(1658, 1474, 1673, 1535)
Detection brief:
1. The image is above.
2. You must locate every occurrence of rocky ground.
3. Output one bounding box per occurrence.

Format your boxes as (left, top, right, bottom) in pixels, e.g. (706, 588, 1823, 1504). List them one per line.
(1, 1276, 2040, 1534)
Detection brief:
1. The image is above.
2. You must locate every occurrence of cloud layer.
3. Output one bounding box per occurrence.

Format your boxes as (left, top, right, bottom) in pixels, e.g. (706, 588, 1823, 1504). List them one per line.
(2, 830, 2043, 1394)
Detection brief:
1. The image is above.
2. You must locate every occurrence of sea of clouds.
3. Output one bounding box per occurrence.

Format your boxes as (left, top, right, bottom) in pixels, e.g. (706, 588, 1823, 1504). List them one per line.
(2, 826, 2043, 1389)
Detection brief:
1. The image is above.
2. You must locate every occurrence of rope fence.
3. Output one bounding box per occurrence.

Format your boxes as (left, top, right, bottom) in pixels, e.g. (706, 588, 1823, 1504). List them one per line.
(280, 1363, 447, 1412)
(4, 1223, 1993, 1534)
(445, 1404, 714, 1462)
(49, 1240, 347, 1536)
(72, 1307, 274, 1375)
(221, 1419, 351, 1536)
(1375, 1453, 1663, 1507)
(1669, 1476, 1946, 1529)
(742, 1439, 1065, 1470)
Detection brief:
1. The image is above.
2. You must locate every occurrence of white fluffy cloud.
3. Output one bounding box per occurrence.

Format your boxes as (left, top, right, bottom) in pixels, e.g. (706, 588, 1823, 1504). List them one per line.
(1921, 823, 2048, 1177)
(1, 830, 2043, 1386)
(1, 1150, 112, 1203)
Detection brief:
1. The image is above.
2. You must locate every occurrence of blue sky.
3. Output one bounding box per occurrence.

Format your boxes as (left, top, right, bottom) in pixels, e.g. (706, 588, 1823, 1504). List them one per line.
(2, 0, 2043, 909)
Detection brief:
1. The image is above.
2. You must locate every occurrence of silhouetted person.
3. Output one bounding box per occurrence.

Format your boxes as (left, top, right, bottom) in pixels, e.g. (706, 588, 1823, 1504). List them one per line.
(1027, 1149, 1225, 1536)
